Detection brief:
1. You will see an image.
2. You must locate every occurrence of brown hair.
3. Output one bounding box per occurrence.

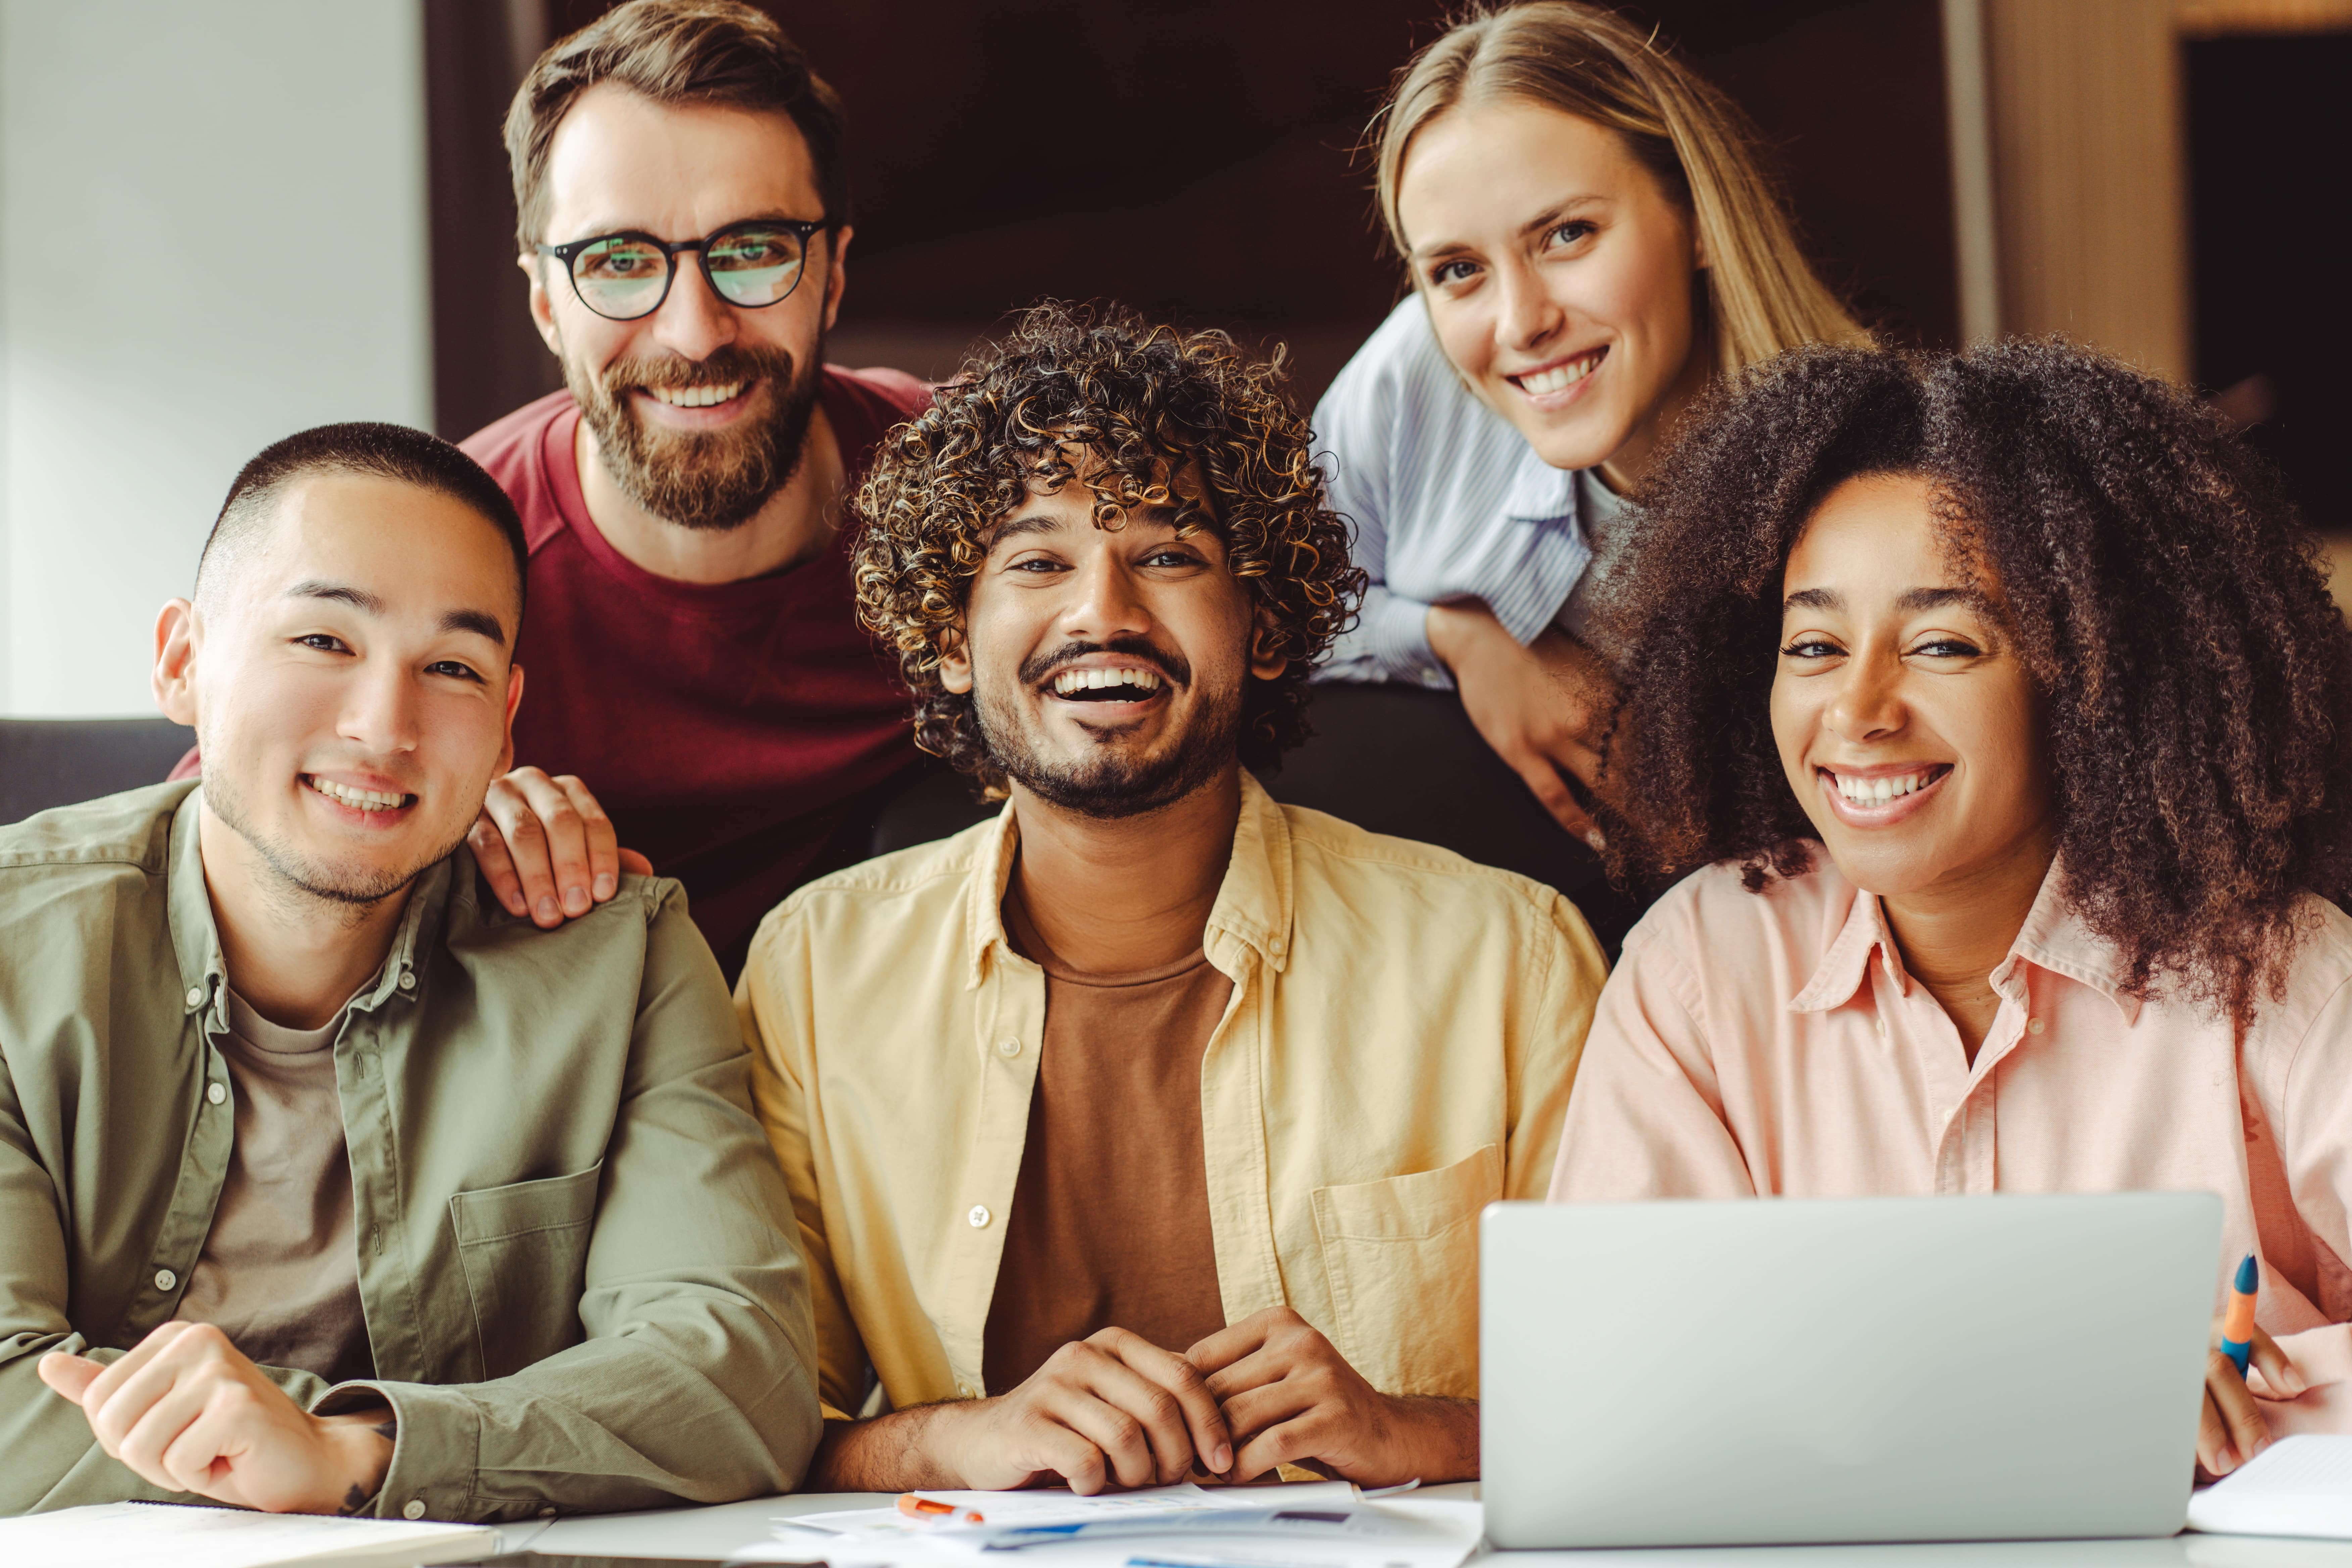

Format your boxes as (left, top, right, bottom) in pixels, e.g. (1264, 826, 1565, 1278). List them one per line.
(852, 301, 1364, 792)
(1598, 338, 2352, 1026)
(504, 0, 848, 249)
(1372, 1, 1867, 374)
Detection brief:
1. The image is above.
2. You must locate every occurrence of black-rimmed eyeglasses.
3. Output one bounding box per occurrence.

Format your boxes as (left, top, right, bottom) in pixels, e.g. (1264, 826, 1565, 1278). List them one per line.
(535, 217, 828, 322)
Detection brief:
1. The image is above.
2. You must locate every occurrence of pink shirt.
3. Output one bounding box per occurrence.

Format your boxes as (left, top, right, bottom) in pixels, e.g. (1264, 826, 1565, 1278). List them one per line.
(1551, 851, 2352, 1431)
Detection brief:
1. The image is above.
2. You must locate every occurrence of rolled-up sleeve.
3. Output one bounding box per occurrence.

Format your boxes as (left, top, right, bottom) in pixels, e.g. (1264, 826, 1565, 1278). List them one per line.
(338, 899, 820, 1522)
(1315, 337, 1452, 689)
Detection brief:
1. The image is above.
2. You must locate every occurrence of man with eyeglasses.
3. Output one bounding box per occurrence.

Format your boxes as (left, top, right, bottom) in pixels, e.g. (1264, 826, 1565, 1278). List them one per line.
(447, 0, 924, 978)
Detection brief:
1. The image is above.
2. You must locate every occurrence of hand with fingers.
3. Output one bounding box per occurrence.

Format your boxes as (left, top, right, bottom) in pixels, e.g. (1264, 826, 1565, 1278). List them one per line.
(2199, 1317, 2306, 1478)
(37, 1321, 396, 1515)
(929, 1327, 1234, 1493)
(1186, 1307, 1477, 1487)
(468, 767, 652, 928)
(1426, 603, 1620, 849)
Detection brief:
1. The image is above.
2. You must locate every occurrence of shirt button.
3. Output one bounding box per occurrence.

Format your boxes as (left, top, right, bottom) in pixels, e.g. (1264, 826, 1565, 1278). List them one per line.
(539, 1506, 558, 1519)
(2027, 1017, 2047, 1035)
(154, 1268, 177, 1292)
(967, 1205, 991, 1229)
(958, 1383, 976, 1398)
(403, 1500, 427, 1520)
(206, 1082, 227, 1106)
(996, 1039, 1021, 1058)
(185, 987, 204, 1008)
(397, 971, 416, 991)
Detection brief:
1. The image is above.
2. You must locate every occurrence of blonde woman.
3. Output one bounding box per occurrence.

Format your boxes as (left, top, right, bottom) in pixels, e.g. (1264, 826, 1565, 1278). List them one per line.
(1315, 2, 1868, 854)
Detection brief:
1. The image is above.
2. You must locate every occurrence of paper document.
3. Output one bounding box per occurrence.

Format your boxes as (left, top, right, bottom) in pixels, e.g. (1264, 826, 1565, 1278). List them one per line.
(0, 1500, 500, 1568)
(750, 1490, 1481, 1568)
(2187, 1435, 2352, 1539)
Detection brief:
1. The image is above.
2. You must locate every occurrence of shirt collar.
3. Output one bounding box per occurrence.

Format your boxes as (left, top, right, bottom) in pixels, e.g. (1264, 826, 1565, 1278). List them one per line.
(962, 770, 1297, 988)
(168, 785, 446, 1029)
(1786, 852, 2139, 1024)
(1500, 439, 1580, 524)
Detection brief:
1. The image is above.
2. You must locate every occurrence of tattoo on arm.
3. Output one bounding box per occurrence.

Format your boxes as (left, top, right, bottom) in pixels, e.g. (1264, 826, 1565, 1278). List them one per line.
(338, 1483, 371, 1516)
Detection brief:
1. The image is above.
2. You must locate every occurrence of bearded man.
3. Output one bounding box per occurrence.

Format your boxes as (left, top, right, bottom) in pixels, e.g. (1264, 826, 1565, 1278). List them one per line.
(736, 302, 1607, 1492)
(445, 0, 922, 977)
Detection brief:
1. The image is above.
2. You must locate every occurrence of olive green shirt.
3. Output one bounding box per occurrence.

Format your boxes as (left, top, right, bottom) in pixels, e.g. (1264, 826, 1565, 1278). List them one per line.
(0, 783, 820, 1520)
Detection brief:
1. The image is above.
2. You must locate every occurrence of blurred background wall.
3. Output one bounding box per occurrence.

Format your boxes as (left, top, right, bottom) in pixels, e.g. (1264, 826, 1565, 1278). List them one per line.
(2, 0, 2347, 716)
(0, 0, 431, 717)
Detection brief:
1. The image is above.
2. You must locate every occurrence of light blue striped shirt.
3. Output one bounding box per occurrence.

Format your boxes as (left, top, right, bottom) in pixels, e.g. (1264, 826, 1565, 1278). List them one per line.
(1313, 296, 1592, 688)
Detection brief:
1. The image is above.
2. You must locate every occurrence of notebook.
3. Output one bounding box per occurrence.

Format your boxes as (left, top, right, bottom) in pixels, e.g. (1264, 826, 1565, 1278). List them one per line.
(0, 1500, 500, 1568)
(2189, 1436, 2352, 1539)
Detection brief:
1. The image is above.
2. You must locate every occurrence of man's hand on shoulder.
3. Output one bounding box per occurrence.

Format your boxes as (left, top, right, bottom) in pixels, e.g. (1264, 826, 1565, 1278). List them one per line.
(1187, 1307, 1477, 1486)
(470, 767, 652, 928)
(812, 1327, 1233, 1494)
(38, 1322, 395, 1515)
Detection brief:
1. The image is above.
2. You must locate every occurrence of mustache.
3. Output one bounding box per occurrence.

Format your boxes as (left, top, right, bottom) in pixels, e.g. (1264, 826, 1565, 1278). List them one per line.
(1018, 638, 1191, 690)
(600, 342, 795, 396)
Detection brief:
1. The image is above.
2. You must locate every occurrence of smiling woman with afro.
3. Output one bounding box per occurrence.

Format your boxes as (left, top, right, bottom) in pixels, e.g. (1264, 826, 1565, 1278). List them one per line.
(1554, 337, 2352, 1482)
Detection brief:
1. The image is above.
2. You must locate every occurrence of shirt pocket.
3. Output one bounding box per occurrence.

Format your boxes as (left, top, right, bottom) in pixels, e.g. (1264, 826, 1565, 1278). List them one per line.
(448, 1163, 603, 1379)
(1309, 1143, 1498, 1398)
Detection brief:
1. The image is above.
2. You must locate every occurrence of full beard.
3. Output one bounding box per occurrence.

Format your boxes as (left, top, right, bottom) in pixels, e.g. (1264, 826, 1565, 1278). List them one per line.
(566, 337, 824, 532)
(974, 641, 1241, 820)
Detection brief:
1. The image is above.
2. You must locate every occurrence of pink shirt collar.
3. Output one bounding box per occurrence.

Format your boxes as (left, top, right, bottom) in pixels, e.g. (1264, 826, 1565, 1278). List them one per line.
(1786, 851, 2142, 1025)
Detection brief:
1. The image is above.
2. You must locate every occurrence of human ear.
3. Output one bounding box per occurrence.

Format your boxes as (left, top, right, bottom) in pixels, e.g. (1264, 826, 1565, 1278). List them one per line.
(521, 253, 563, 357)
(821, 226, 853, 334)
(152, 599, 201, 726)
(1248, 608, 1290, 683)
(938, 625, 974, 695)
(497, 664, 525, 775)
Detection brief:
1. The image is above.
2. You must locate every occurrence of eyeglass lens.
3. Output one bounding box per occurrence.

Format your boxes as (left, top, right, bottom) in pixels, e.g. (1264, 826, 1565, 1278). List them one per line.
(570, 226, 808, 319)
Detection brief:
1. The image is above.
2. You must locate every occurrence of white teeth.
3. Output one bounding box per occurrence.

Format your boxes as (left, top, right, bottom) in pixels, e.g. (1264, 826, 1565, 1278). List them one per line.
(647, 381, 745, 408)
(1831, 769, 1936, 806)
(307, 775, 408, 812)
(1051, 667, 1164, 697)
(1515, 353, 1601, 396)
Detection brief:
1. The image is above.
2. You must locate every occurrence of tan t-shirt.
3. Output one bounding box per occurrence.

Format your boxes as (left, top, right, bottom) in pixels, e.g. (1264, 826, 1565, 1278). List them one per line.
(176, 988, 373, 1384)
(982, 889, 1234, 1393)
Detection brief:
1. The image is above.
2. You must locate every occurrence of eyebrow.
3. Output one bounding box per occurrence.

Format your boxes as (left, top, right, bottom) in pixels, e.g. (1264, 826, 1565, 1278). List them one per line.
(1781, 585, 1984, 616)
(986, 503, 1181, 549)
(286, 579, 508, 646)
(1408, 193, 1605, 262)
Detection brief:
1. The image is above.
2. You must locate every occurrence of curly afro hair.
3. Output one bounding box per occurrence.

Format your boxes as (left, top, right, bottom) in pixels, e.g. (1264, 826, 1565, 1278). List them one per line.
(850, 300, 1363, 792)
(1600, 337, 2352, 1025)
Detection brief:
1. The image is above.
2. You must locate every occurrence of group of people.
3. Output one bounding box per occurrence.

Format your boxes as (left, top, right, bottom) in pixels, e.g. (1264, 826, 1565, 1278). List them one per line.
(6, 0, 2351, 1527)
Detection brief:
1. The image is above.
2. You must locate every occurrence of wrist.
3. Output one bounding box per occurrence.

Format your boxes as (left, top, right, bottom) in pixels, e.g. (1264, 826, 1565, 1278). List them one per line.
(1424, 601, 1512, 680)
(314, 1406, 395, 1514)
(1389, 1394, 1480, 1485)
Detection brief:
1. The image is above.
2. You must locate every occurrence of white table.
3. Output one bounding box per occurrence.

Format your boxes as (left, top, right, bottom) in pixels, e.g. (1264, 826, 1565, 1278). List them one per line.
(519, 1485, 2352, 1567)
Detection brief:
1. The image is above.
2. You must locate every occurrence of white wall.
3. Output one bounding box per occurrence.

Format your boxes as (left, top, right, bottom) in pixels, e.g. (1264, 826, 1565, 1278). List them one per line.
(0, 0, 431, 717)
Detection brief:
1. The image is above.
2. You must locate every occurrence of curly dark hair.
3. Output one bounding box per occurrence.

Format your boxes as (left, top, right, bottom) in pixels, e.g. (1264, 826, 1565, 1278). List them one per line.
(1600, 337, 2352, 1024)
(851, 300, 1364, 790)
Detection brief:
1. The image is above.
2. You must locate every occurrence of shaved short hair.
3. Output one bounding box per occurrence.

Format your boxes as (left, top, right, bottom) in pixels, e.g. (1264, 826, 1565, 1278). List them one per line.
(196, 423, 530, 618)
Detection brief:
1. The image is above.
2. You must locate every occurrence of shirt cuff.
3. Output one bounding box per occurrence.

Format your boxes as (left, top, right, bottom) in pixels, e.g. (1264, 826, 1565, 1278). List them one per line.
(321, 1379, 479, 1522)
(1320, 588, 1455, 689)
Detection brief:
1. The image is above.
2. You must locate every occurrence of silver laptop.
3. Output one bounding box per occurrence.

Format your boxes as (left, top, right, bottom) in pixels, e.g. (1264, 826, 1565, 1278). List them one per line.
(1482, 1192, 2220, 1548)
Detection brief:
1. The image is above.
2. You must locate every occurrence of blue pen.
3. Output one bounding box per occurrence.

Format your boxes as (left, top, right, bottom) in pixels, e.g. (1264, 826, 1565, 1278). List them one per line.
(2220, 1253, 2258, 1376)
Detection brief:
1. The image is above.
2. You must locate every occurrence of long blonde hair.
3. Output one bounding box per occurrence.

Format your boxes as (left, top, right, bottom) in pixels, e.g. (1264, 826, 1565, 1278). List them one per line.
(1372, 2, 1868, 375)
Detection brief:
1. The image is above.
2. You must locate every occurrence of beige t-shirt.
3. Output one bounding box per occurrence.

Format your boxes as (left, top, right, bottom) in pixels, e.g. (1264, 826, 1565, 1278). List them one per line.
(981, 888, 1234, 1393)
(176, 988, 373, 1384)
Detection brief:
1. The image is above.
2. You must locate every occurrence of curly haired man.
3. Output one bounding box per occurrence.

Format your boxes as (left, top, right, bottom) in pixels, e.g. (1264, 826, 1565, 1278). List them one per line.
(734, 302, 1607, 1491)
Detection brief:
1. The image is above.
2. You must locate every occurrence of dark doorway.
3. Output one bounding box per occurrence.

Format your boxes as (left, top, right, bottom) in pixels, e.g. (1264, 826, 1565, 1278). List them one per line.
(2186, 32, 2352, 532)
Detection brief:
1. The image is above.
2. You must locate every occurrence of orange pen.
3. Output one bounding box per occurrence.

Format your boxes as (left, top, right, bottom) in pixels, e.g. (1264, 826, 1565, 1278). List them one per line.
(899, 1494, 986, 1525)
(2221, 1253, 2259, 1377)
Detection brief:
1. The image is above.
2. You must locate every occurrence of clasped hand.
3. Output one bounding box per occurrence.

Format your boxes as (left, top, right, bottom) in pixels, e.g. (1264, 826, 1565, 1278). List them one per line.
(39, 1321, 394, 1515)
(938, 1307, 1470, 1493)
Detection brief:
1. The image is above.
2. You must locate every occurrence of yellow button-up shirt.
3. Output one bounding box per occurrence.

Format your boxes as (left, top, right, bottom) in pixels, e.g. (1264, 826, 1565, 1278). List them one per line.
(737, 774, 1605, 1420)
